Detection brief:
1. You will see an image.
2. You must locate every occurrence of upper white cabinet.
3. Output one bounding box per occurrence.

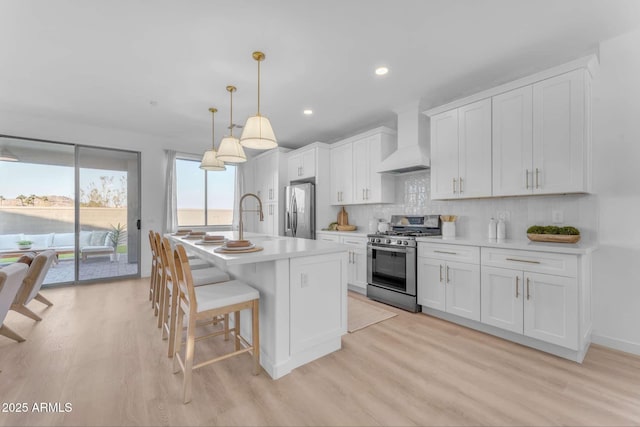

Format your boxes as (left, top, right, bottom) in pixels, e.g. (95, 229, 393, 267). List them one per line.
(330, 143, 353, 204)
(430, 99, 492, 200)
(330, 127, 395, 205)
(288, 148, 316, 181)
(493, 69, 590, 195)
(427, 55, 596, 199)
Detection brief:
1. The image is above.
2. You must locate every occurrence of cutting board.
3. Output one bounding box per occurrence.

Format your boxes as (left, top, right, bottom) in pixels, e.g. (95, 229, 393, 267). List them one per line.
(214, 246, 264, 254)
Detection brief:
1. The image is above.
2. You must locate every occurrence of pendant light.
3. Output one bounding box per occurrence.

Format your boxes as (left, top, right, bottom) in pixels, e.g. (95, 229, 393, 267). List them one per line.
(199, 107, 226, 171)
(216, 85, 247, 163)
(0, 147, 19, 162)
(240, 51, 277, 150)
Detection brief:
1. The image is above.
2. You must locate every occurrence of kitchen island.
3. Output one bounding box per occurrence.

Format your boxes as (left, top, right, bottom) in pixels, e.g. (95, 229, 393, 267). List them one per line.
(168, 232, 348, 379)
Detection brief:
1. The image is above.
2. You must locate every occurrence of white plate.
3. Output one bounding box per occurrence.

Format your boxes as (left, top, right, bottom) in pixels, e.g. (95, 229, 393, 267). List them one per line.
(217, 243, 256, 251)
(195, 239, 226, 245)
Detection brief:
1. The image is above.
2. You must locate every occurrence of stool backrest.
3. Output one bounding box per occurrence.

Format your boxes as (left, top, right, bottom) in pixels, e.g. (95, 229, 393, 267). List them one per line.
(174, 245, 197, 313)
(160, 237, 177, 296)
(148, 231, 157, 265)
(15, 250, 56, 305)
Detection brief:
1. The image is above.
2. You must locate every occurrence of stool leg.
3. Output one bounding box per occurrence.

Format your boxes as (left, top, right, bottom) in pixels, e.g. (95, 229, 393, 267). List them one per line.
(224, 314, 229, 341)
(167, 282, 179, 357)
(157, 273, 166, 328)
(183, 318, 196, 404)
(252, 300, 260, 375)
(173, 307, 184, 374)
(234, 311, 241, 351)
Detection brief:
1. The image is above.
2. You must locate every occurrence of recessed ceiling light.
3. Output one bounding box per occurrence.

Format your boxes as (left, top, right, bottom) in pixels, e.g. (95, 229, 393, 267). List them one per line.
(375, 66, 389, 76)
(303, 109, 313, 115)
(149, 100, 159, 107)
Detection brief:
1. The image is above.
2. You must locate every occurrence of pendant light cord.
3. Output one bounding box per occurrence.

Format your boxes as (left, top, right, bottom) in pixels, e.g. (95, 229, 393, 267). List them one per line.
(257, 59, 261, 116)
(229, 88, 234, 137)
(211, 110, 215, 149)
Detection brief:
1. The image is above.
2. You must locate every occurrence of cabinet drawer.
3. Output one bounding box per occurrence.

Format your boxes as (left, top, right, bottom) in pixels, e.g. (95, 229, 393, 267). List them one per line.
(316, 233, 340, 243)
(418, 243, 480, 264)
(481, 247, 577, 277)
(341, 236, 368, 247)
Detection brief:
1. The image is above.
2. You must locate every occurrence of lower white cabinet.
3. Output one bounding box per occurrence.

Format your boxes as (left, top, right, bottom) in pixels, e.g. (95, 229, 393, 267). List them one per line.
(417, 244, 480, 321)
(481, 266, 578, 349)
(341, 236, 368, 292)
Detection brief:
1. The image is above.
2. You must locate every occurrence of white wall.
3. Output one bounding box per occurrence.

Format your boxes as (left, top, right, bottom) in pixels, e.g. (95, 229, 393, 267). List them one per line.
(0, 110, 193, 276)
(331, 28, 640, 356)
(590, 28, 640, 354)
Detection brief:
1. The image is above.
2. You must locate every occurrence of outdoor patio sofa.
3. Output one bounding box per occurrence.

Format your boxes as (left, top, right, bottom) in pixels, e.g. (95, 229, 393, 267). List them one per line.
(0, 231, 114, 261)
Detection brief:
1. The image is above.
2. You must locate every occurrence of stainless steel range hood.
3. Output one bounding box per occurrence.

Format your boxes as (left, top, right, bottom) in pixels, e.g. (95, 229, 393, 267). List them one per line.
(378, 102, 430, 174)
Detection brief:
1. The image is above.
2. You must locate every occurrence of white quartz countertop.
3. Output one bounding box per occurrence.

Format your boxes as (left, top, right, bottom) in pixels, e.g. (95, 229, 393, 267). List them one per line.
(316, 230, 370, 238)
(416, 236, 597, 255)
(168, 232, 348, 266)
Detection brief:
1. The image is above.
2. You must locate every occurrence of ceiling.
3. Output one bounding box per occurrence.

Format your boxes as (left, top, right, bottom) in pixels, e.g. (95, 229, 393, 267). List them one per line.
(1, 0, 639, 154)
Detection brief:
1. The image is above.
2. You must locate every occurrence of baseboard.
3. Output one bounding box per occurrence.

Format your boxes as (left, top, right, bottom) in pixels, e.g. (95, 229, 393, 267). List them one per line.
(592, 334, 640, 356)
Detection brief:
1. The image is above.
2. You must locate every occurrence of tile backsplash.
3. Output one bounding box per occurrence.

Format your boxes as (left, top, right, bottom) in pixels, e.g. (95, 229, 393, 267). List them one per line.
(330, 171, 598, 241)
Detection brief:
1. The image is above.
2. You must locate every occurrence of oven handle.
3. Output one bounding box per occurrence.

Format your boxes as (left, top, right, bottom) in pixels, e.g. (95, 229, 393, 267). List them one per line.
(368, 245, 411, 254)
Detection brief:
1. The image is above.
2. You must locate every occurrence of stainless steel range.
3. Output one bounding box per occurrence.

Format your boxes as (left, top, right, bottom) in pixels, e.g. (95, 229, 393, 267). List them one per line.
(367, 215, 441, 312)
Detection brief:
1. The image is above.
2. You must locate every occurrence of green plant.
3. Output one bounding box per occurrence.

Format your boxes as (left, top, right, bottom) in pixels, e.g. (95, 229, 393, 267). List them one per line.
(108, 223, 127, 249)
(16, 240, 33, 246)
(527, 225, 580, 235)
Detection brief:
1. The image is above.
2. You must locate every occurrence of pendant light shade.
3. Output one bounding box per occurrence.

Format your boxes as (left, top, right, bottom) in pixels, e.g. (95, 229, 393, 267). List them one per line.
(200, 107, 226, 171)
(0, 147, 19, 162)
(216, 85, 246, 163)
(240, 51, 277, 150)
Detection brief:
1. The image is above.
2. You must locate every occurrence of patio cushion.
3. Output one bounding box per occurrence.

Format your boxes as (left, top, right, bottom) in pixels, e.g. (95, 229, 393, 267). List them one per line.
(81, 246, 114, 254)
(23, 233, 54, 248)
(51, 232, 75, 247)
(0, 234, 24, 250)
(90, 231, 110, 246)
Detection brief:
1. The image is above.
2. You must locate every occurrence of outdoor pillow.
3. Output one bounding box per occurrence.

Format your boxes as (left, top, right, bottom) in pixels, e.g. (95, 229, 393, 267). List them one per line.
(90, 231, 109, 246)
(16, 252, 36, 266)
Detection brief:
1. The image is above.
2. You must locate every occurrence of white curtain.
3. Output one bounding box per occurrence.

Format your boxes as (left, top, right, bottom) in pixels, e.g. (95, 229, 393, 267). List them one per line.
(163, 150, 178, 233)
(231, 165, 244, 231)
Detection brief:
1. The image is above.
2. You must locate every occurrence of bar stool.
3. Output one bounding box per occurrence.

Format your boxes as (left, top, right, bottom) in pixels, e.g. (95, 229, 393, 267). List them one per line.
(158, 236, 230, 354)
(148, 230, 161, 311)
(172, 244, 260, 404)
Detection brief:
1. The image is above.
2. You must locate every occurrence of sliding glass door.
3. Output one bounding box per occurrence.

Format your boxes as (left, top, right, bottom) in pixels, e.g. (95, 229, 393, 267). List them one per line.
(77, 146, 140, 282)
(0, 135, 140, 285)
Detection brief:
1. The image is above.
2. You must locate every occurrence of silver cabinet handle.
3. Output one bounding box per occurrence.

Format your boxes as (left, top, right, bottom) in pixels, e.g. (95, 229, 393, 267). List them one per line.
(298, 166, 301, 176)
(439, 264, 443, 282)
(515, 276, 519, 298)
(525, 169, 530, 190)
(434, 250, 458, 255)
(506, 258, 541, 264)
(459, 177, 464, 193)
(535, 168, 540, 189)
(362, 189, 365, 200)
(446, 265, 450, 283)
(452, 178, 457, 194)
(526, 277, 531, 300)
(366, 189, 369, 200)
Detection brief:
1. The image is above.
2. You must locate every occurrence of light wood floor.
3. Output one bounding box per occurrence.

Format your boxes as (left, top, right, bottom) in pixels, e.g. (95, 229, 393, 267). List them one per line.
(1, 279, 639, 426)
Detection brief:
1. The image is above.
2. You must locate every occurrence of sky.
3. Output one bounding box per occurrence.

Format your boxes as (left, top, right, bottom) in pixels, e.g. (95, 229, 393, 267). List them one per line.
(0, 159, 234, 209)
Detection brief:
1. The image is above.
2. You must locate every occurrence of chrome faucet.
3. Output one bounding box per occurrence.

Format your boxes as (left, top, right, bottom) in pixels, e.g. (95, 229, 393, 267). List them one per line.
(238, 193, 264, 241)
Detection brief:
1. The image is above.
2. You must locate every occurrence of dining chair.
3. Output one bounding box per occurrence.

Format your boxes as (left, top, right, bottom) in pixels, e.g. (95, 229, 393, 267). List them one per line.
(0, 263, 29, 342)
(148, 230, 159, 306)
(172, 244, 260, 404)
(158, 237, 231, 356)
(11, 250, 56, 321)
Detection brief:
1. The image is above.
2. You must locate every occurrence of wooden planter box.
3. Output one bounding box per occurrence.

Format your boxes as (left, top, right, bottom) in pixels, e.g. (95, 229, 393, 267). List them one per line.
(527, 233, 580, 243)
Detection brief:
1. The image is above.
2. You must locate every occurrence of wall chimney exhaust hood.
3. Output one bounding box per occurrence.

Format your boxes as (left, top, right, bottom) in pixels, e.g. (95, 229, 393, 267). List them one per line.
(378, 102, 430, 174)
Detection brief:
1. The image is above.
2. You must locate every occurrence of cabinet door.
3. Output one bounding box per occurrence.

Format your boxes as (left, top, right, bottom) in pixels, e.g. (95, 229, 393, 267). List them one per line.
(445, 260, 480, 321)
(492, 86, 533, 196)
(352, 138, 369, 203)
(342, 237, 367, 291)
(287, 154, 302, 182)
(330, 144, 353, 204)
(458, 99, 492, 198)
(523, 272, 578, 350)
(417, 257, 445, 311)
(430, 109, 459, 199)
(266, 152, 278, 202)
(532, 69, 585, 194)
(481, 266, 523, 333)
(316, 233, 340, 243)
(300, 149, 316, 179)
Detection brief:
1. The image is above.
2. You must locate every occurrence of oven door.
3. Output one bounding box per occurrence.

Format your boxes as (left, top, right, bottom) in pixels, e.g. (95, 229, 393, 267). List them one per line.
(367, 244, 416, 296)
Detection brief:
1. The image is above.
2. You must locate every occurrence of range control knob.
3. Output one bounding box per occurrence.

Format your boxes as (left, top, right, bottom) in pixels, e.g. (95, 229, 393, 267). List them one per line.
(396, 240, 402, 244)
(375, 238, 381, 243)
(403, 241, 409, 245)
(385, 239, 391, 244)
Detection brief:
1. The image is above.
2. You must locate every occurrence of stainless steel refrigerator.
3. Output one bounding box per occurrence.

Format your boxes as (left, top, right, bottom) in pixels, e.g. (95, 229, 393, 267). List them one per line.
(284, 182, 315, 239)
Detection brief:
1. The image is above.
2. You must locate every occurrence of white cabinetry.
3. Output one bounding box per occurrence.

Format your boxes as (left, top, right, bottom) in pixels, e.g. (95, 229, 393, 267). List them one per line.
(430, 99, 492, 200)
(240, 148, 288, 236)
(417, 243, 480, 321)
(341, 236, 368, 293)
(330, 143, 353, 204)
(481, 248, 579, 350)
(493, 69, 590, 195)
(288, 148, 316, 181)
(330, 127, 395, 205)
(290, 252, 347, 354)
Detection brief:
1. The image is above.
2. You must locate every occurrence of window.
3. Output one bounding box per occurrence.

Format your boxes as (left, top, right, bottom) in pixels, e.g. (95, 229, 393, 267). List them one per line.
(176, 157, 236, 227)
